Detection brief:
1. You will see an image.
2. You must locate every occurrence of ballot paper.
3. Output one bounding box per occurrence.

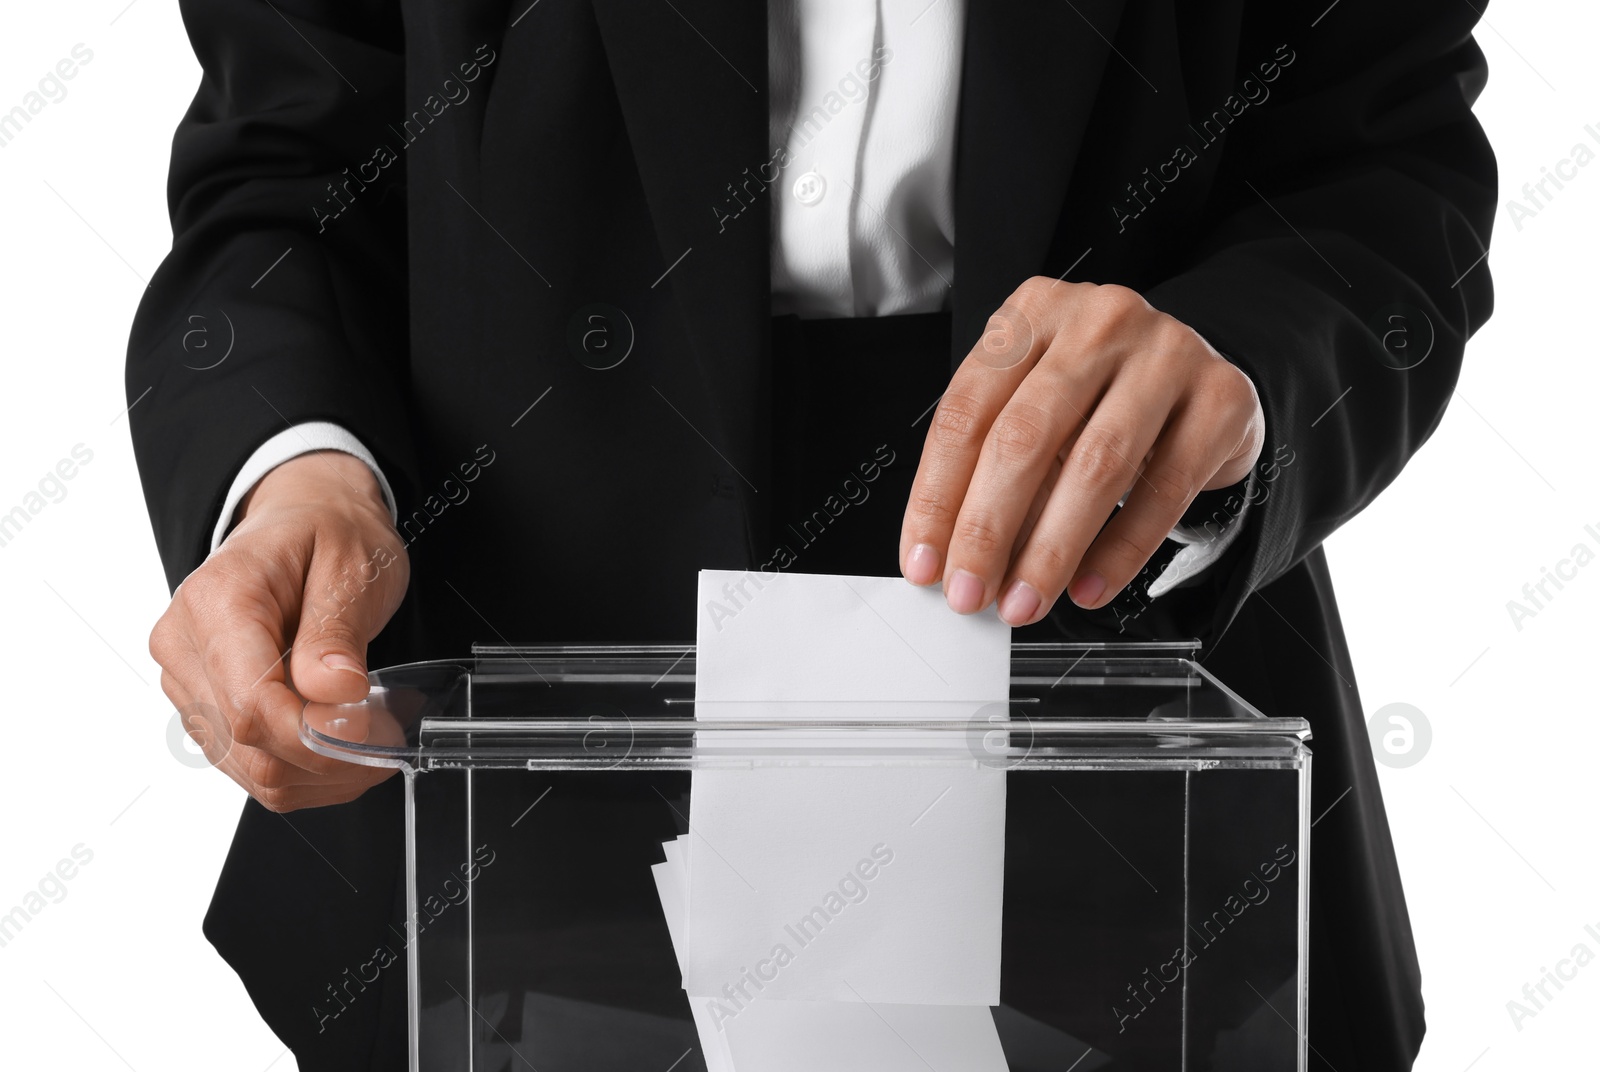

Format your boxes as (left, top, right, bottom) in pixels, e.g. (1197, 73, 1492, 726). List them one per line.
(677, 570, 1010, 1010)
(653, 835, 1009, 1072)
(694, 568, 1009, 720)
(681, 765, 1005, 1004)
(652, 841, 735, 1072)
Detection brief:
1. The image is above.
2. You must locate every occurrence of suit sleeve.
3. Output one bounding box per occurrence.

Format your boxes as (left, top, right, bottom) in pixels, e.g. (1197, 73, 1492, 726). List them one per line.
(125, 0, 417, 593)
(1138, 0, 1498, 642)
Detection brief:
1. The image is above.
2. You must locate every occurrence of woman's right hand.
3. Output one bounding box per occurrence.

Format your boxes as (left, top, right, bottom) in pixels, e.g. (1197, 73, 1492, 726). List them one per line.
(149, 451, 410, 811)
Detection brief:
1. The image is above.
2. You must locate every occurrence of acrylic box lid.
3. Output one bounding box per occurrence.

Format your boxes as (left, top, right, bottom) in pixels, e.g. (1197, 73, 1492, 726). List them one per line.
(300, 640, 1310, 772)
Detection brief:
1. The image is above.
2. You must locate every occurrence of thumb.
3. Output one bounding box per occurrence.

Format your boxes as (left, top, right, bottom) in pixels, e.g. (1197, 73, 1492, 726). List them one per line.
(289, 542, 408, 705)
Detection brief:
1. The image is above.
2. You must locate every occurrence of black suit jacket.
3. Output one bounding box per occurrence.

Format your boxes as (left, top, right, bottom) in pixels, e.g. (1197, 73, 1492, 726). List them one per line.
(127, 1, 1496, 1068)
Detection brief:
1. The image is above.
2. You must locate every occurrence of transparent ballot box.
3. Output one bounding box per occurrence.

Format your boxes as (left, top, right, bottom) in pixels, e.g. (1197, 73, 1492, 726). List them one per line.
(303, 641, 1311, 1072)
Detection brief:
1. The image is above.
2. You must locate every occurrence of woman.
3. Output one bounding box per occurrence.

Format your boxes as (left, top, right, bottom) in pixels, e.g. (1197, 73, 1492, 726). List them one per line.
(131, 1, 1496, 1067)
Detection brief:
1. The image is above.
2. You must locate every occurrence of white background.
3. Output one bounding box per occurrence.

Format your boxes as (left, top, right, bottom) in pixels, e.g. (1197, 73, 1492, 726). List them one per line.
(0, 1, 1593, 1069)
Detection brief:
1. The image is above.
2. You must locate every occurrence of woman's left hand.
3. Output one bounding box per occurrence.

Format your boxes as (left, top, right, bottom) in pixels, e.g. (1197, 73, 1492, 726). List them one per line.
(900, 277, 1266, 626)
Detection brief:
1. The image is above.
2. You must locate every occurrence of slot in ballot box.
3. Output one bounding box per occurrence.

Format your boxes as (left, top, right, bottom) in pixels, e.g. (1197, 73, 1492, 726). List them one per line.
(302, 641, 1311, 1072)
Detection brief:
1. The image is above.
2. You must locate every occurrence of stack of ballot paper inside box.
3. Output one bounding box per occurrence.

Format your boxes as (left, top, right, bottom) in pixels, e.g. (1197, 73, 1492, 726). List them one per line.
(650, 571, 1013, 1071)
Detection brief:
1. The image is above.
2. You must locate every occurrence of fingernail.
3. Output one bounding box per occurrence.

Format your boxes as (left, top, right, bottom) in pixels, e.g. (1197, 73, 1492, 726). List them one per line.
(1069, 571, 1106, 608)
(905, 543, 940, 586)
(945, 569, 987, 614)
(323, 653, 367, 677)
(998, 581, 1042, 626)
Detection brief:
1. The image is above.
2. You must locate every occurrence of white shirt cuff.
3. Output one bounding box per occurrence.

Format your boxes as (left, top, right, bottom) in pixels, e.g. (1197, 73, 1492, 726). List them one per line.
(1146, 465, 1260, 599)
(210, 422, 398, 551)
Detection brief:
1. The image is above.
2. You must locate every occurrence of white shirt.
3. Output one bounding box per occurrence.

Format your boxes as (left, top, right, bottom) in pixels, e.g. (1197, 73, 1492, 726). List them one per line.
(768, 0, 963, 317)
(214, 3, 1249, 598)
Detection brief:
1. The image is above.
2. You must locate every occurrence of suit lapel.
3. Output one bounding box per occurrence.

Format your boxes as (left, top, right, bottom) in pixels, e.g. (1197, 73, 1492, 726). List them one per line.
(587, 0, 769, 555)
(951, 0, 1129, 365)
(587, 4, 769, 359)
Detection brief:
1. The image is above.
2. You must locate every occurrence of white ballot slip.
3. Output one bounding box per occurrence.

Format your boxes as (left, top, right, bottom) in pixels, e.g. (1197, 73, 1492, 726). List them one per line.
(652, 842, 735, 1072)
(654, 836, 1008, 1072)
(694, 569, 1009, 720)
(721, 1001, 1009, 1072)
(682, 766, 1005, 1004)
(682, 570, 1009, 1006)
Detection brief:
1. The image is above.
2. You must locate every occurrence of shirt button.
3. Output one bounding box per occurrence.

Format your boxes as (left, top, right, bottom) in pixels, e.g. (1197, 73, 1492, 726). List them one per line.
(792, 171, 826, 206)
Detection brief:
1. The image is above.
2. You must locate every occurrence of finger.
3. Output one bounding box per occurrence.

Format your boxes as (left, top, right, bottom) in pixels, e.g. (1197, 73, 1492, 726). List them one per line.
(1067, 408, 1246, 611)
(195, 605, 353, 779)
(289, 539, 407, 705)
(161, 664, 236, 772)
(157, 612, 296, 783)
(303, 694, 412, 750)
(163, 664, 347, 796)
(993, 376, 1177, 626)
(939, 349, 1116, 613)
(1063, 378, 1259, 610)
(154, 605, 236, 769)
(245, 770, 399, 814)
(1012, 453, 1064, 559)
(900, 298, 1050, 586)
